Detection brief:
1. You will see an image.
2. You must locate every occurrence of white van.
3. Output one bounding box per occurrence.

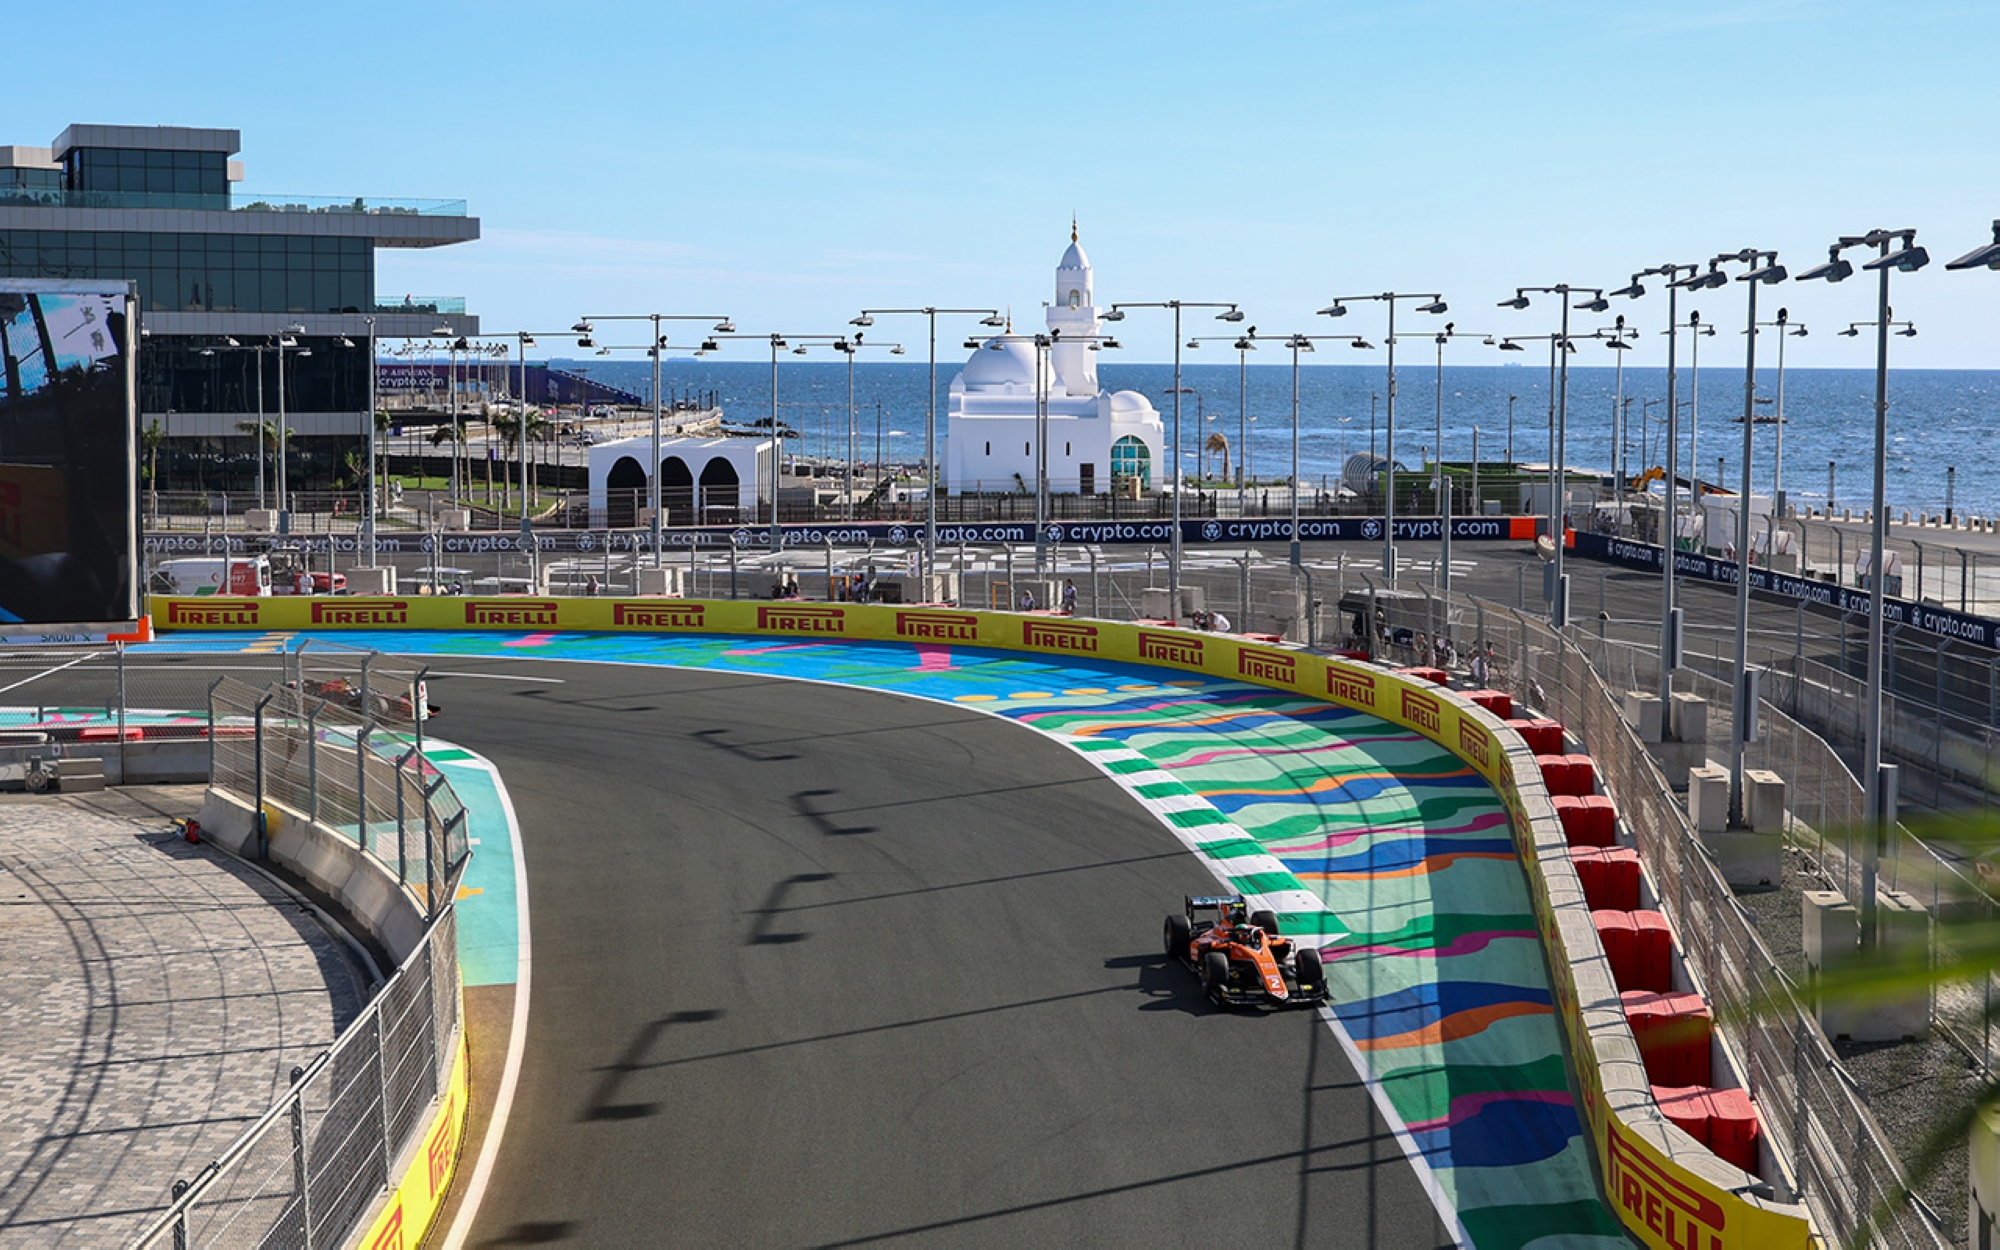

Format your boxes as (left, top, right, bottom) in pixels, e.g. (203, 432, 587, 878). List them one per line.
(150, 556, 273, 597)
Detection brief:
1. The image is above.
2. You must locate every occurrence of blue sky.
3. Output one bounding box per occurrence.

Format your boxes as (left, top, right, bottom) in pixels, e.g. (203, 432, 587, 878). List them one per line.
(16, 1, 2000, 366)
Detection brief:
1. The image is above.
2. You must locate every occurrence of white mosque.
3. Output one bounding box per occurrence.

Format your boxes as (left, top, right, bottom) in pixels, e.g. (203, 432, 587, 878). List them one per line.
(945, 228, 1163, 497)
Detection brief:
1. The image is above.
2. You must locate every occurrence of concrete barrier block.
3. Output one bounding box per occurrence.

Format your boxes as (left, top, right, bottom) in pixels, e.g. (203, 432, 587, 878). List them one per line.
(1623, 691, 1665, 743)
(440, 508, 471, 530)
(346, 566, 396, 595)
(196, 788, 260, 857)
(1744, 768, 1787, 833)
(246, 508, 276, 529)
(53, 757, 105, 792)
(635, 566, 681, 596)
(274, 818, 356, 903)
(1687, 764, 1729, 833)
(1656, 740, 1704, 790)
(1141, 588, 1171, 620)
(1701, 827, 1783, 888)
(1668, 693, 1708, 744)
(1847, 890, 1932, 1042)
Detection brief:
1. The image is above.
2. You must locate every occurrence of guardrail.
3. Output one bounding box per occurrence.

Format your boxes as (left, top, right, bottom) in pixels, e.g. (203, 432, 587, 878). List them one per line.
(128, 672, 471, 1248)
(1364, 587, 1951, 1249)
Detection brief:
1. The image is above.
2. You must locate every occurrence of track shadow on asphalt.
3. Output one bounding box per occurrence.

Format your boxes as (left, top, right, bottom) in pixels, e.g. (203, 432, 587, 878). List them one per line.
(760, 850, 1186, 915)
(1105, 952, 1226, 1017)
(479, 1220, 576, 1245)
(578, 1010, 726, 1122)
(746, 871, 837, 944)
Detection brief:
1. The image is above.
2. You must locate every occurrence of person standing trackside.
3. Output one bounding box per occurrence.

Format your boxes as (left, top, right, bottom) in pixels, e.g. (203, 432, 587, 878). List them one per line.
(1060, 578, 1077, 616)
(1018, 587, 1035, 612)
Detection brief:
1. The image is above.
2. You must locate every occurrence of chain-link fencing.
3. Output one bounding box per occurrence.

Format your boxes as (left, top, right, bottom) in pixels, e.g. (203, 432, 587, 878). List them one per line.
(133, 907, 460, 1249)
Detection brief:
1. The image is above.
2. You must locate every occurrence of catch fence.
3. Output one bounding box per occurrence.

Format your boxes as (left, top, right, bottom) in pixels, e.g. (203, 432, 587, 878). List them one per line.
(123, 667, 469, 1248)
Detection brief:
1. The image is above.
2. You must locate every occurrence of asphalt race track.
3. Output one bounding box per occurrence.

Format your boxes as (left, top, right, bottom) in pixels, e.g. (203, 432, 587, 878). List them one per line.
(430, 657, 1452, 1248)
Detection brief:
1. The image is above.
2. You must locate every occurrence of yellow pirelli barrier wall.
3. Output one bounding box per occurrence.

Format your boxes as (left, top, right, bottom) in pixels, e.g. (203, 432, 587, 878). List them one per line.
(163, 596, 1811, 1248)
(356, 1025, 468, 1250)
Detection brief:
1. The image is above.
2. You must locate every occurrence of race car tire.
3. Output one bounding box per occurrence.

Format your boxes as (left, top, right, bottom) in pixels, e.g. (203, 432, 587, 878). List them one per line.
(1202, 950, 1229, 999)
(1250, 908, 1281, 936)
(1296, 946, 1325, 990)
(1164, 913, 1192, 960)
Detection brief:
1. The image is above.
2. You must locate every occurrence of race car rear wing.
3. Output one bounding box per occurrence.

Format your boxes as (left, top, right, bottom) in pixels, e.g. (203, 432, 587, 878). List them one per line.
(1186, 894, 1245, 912)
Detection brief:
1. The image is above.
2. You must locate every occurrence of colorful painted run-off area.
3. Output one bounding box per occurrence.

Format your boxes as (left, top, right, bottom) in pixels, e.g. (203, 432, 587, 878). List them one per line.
(143, 629, 1626, 1249)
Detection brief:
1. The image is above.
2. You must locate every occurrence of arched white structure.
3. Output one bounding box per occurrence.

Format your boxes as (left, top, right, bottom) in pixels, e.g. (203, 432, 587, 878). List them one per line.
(945, 229, 1162, 496)
(587, 434, 772, 525)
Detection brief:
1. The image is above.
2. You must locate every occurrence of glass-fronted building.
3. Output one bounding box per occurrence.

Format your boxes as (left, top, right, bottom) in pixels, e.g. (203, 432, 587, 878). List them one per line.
(0, 124, 479, 495)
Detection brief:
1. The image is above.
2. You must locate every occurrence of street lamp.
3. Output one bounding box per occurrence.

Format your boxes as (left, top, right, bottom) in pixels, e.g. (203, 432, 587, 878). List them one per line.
(1264, 331, 1371, 568)
(1187, 332, 1258, 489)
(1319, 293, 1447, 587)
(577, 313, 732, 564)
(1798, 227, 1930, 949)
(1427, 323, 1493, 598)
(1617, 257, 1722, 718)
(1710, 248, 1788, 829)
(1499, 284, 1607, 626)
(274, 324, 308, 534)
(853, 306, 1003, 595)
(1103, 299, 1245, 610)
(709, 332, 847, 554)
(830, 335, 905, 521)
(1746, 309, 1808, 515)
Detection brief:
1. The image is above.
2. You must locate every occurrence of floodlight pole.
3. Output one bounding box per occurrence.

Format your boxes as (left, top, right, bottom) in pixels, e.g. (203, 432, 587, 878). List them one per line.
(854, 307, 1003, 597)
(1717, 248, 1787, 828)
(578, 313, 733, 565)
(1107, 299, 1245, 612)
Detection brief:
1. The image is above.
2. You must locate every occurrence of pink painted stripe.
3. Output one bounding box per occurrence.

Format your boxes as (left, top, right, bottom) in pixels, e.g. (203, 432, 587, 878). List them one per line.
(1271, 810, 1513, 853)
(1323, 930, 1538, 960)
(1161, 733, 1425, 769)
(913, 644, 954, 672)
(1403, 1088, 1575, 1135)
(502, 632, 557, 648)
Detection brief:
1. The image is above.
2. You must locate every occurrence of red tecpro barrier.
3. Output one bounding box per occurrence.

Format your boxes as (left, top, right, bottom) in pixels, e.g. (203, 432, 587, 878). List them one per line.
(1554, 795, 1617, 847)
(1465, 689, 1514, 719)
(1394, 666, 1450, 687)
(1505, 718, 1565, 756)
(1594, 909, 1675, 992)
(79, 726, 144, 742)
(1538, 754, 1596, 797)
(1648, 1085, 1763, 1177)
(1623, 989, 1714, 1087)
(1572, 846, 1642, 911)
(1331, 648, 1371, 661)
(1706, 1087, 1763, 1174)
(1633, 909, 1674, 990)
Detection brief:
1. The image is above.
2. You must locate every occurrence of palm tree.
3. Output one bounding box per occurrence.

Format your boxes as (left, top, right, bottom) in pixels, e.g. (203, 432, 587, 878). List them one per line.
(234, 418, 286, 509)
(429, 413, 469, 504)
(141, 420, 164, 522)
(1205, 430, 1230, 484)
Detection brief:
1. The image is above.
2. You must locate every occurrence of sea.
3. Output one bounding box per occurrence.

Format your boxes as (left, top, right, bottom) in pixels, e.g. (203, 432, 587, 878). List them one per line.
(547, 358, 2000, 518)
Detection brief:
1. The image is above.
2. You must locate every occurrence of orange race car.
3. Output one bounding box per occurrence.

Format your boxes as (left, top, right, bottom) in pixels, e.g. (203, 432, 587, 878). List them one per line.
(1163, 894, 1328, 1009)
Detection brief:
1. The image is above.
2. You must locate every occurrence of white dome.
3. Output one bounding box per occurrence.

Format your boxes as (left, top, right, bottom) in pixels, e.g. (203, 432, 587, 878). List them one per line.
(1059, 240, 1090, 271)
(960, 337, 1039, 390)
(1108, 389, 1156, 414)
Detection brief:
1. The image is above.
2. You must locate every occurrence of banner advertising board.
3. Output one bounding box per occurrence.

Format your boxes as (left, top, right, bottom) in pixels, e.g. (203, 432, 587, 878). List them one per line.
(1572, 531, 1997, 651)
(0, 280, 139, 629)
(143, 515, 1538, 558)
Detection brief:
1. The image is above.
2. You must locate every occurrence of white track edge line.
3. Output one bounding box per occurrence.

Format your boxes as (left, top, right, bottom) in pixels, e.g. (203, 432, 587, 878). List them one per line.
(437, 749, 532, 1250)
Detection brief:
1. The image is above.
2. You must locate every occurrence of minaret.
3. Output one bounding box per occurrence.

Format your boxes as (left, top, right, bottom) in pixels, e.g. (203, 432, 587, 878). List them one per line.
(1047, 217, 1099, 397)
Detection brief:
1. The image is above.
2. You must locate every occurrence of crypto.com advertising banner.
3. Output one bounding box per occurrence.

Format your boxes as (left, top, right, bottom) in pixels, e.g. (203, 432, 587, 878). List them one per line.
(0, 280, 138, 628)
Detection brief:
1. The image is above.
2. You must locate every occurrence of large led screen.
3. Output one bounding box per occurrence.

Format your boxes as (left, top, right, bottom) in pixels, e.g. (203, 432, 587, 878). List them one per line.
(0, 281, 138, 627)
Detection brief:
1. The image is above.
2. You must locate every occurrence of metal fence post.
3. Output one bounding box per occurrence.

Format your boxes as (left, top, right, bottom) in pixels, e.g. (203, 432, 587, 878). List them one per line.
(373, 1007, 393, 1182)
(359, 654, 372, 724)
(395, 746, 411, 886)
(206, 678, 223, 786)
(305, 703, 321, 824)
(171, 1178, 189, 1250)
(1088, 545, 1099, 617)
(356, 721, 372, 860)
(289, 1067, 312, 1249)
(116, 643, 127, 782)
(253, 692, 274, 859)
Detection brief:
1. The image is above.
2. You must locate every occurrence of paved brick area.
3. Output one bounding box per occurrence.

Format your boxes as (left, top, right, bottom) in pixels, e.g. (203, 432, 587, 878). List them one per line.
(0, 787, 370, 1247)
